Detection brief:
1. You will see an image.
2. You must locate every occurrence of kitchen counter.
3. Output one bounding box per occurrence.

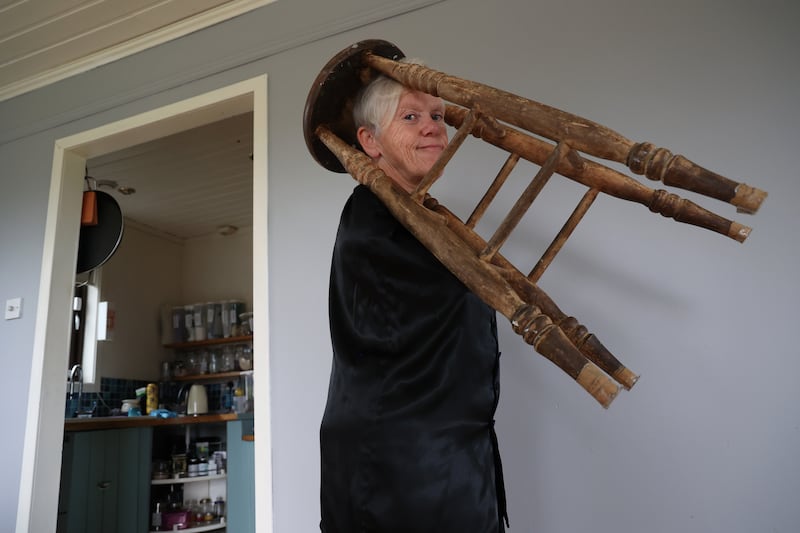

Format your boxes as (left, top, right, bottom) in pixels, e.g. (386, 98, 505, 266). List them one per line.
(64, 412, 240, 432)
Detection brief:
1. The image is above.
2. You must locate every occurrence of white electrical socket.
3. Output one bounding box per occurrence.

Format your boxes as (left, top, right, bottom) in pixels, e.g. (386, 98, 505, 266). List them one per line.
(5, 297, 22, 320)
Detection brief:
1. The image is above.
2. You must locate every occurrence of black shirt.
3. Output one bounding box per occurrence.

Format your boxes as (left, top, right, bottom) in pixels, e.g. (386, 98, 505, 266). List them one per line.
(321, 185, 507, 533)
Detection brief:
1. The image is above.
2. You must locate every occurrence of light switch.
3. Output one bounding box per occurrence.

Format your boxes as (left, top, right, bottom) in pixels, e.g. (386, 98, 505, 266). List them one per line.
(5, 297, 22, 320)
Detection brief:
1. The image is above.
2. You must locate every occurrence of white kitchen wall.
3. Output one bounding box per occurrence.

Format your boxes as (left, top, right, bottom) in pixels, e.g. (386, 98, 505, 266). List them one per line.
(94, 224, 182, 384)
(181, 225, 253, 309)
(96, 224, 253, 386)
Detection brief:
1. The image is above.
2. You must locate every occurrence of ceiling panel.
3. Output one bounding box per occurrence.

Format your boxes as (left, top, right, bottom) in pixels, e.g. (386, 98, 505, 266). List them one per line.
(0, 0, 275, 101)
(0, 1, 269, 242)
(87, 111, 254, 241)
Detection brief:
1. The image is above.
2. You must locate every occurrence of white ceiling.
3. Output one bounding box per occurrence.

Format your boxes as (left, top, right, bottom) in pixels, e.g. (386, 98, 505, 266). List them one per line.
(0, 0, 268, 241)
(87, 110, 254, 242)
(0, 0, 275, 102)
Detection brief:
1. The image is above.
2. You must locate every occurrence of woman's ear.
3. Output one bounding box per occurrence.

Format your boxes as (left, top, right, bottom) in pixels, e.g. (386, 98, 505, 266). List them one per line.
(357, 126, 381, 159)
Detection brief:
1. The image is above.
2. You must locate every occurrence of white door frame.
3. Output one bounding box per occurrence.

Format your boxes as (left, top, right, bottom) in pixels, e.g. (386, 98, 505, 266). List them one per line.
(16, 75, 271, 533)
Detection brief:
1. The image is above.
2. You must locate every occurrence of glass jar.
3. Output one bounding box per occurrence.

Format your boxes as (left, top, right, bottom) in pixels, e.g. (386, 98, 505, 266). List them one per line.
(152, 460, 170, 480)
(172, 359, 187, 378)
(208, 348, 220, 374)
(197, 350, 209, 374)
(185, 352, 198, 375)
(171, 453, 187, 478)
(190, 499, 204, 524)
(237, 344, 253, 371)
(220, 346, 235, 372)
(200, 498, 214, 521)
(238, 312, 253, 336)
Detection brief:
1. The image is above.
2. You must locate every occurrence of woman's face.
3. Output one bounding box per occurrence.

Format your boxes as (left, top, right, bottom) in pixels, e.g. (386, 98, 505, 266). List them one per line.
(358, 90, 448, 193)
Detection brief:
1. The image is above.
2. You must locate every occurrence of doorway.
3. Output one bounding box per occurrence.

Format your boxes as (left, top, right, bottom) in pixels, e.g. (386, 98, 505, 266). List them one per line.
(17, 76, 271, 533)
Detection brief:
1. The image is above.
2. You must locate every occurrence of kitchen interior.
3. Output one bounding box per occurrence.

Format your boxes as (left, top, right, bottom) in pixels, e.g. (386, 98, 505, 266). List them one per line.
(60, 110, 256, 533)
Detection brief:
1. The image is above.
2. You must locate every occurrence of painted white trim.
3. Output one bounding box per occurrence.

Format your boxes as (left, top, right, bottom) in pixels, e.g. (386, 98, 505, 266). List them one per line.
(15, 146, 84, 533)
(0, 0, 276, 103)
(16, 75, 271, 533)
(251, 72, 272, 533)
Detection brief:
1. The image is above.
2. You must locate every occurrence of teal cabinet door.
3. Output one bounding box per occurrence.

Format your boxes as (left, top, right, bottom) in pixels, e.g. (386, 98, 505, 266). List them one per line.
(116, 427, 153, 532)
(227, 420, 255, 533)
(59, 427, 152, 533)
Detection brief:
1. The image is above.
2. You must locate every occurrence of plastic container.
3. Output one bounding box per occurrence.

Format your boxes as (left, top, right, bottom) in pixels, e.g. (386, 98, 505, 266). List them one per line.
(171, 306, 186, 343)
(184, 305, 195, 342)
(121, 398, 139, 413)
(205, 302, 223, 339)
(192, 304, 205, 341)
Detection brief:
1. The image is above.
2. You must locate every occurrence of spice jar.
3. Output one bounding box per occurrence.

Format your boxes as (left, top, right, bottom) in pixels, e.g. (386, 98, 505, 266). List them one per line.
(200, 498, 214, 521)
(171, 453, 187, 478)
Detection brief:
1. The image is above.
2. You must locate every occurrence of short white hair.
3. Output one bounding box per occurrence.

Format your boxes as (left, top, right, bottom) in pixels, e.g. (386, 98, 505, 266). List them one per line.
(353, 57, 427, 136)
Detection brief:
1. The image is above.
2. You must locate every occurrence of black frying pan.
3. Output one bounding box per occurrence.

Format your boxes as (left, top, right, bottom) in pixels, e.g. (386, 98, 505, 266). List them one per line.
(76, 190, 124, 274)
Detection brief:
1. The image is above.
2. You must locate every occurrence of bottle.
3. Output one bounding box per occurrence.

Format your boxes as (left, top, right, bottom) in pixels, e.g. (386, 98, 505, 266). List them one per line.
(187, 453, 199, 478)
(151, 501, 163, 531)
(146, 383, 158, 414)
(213, 497, 225, 520)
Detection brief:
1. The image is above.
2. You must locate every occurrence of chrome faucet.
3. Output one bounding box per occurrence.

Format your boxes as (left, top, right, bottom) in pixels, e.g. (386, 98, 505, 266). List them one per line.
(67, 364, 83, 417)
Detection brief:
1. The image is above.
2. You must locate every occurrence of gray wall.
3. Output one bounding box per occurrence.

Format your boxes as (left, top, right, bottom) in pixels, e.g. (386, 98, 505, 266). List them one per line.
(2, 0, 798, 532)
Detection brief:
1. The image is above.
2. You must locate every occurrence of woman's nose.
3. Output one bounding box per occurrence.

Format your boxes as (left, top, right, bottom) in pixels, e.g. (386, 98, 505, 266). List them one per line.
(419, 116, 443, 135)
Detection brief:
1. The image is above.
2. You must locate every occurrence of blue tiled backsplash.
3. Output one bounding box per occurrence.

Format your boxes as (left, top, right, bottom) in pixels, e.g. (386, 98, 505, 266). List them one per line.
(74, 377, 229, 417)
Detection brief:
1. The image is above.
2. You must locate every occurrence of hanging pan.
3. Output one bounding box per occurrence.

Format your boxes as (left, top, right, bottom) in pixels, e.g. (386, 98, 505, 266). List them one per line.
(76, 190, 124, 274)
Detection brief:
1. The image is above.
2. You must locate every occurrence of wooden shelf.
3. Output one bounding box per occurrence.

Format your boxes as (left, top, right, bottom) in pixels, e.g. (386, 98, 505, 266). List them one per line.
(64, 412, 239, 432)
(151, 472, 227, 486)
(171, 369, 252, 383)
(164, 335, 252, 350)
(150, 519, 226, 533)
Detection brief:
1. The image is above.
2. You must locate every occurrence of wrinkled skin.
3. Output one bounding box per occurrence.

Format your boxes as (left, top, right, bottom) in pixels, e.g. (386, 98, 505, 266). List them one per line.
(357, 90, 448, 193)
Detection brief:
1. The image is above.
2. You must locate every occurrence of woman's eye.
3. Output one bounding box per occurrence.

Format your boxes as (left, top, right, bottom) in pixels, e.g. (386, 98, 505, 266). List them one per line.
(432, 112, 444, 121)
(403, 113, 417, 121)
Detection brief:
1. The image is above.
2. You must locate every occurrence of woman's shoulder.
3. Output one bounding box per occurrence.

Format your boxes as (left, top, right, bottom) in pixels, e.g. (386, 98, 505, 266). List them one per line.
(349, 183, 383, 209)
(340, 184, 395, 230)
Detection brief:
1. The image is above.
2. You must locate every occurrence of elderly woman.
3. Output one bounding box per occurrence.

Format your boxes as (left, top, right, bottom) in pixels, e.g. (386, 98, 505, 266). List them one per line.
(320, 68, 508, 533)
